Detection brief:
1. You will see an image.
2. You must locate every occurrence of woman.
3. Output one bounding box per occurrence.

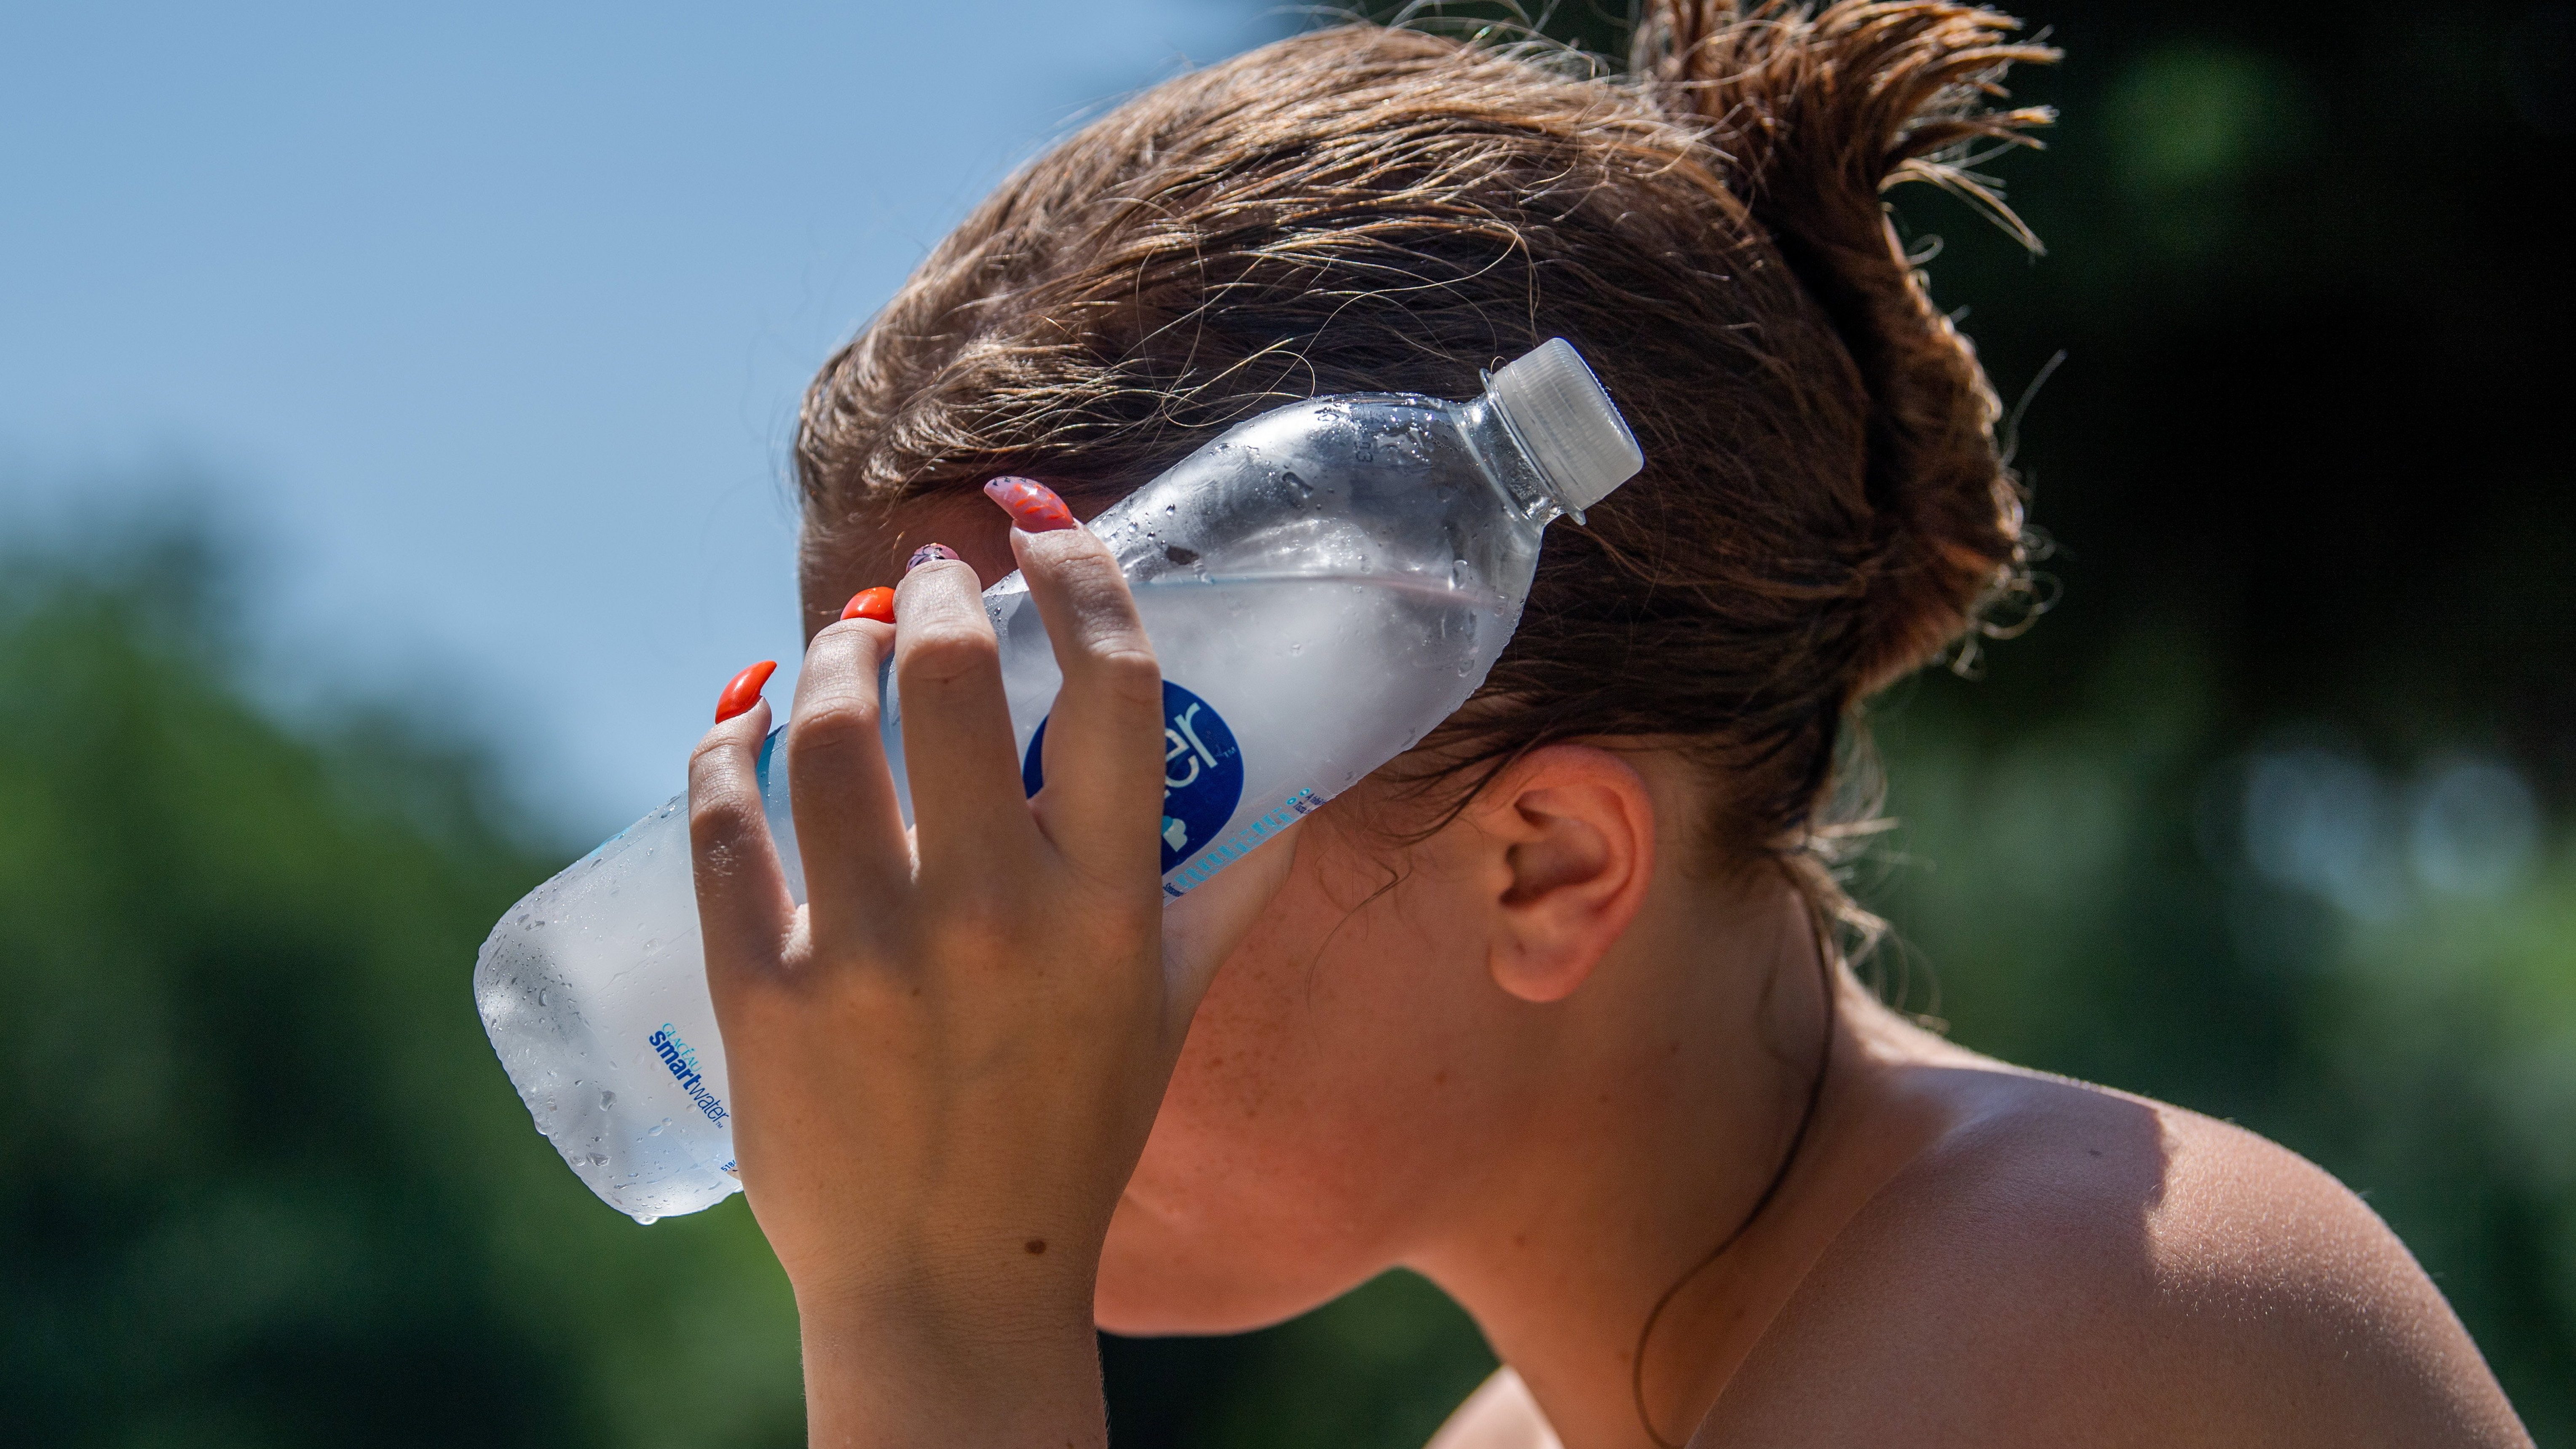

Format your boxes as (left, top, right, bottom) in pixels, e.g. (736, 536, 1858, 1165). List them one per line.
(685, 4, 2534, 1443)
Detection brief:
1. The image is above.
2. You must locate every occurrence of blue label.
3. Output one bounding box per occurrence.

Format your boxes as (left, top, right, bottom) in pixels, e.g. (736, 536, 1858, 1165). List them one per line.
(647, 1023, 728, 1127)
(1023, 679, 1243, 875)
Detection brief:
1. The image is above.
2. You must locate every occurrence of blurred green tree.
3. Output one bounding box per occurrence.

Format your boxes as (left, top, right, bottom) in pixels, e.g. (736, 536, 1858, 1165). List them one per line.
(0, 522, 806, 1446)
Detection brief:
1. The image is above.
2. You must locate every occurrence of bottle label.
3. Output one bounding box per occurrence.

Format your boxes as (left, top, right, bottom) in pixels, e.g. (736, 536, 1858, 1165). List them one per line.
(1023, 679, 1244, 875)
(1160, 787, 1322, 900)
(646, 1023, 730, 1127)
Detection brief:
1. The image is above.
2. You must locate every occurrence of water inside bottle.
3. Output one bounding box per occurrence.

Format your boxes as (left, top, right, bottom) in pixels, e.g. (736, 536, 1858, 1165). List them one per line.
(475, 348, 1643, 1222)
(481, 567, 1521, 1222)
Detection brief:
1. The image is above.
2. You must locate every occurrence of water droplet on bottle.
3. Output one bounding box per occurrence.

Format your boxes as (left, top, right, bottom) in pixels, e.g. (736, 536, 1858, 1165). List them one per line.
(1288, 641, 1304, 655)
(537, 991, 549, 1007)
(635, 1213, 659, 1226)
(599, 1090, 616, 1109)
(1283, 470, 1312, 495)
(648, 1118, 670, 1136)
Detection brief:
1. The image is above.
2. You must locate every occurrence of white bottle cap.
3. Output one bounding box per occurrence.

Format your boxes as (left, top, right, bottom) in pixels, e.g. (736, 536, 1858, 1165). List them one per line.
(1489, 338, 1644, 514)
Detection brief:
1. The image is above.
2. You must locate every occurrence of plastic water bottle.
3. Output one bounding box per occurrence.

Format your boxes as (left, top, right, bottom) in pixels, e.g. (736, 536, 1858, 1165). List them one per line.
(475, 339, 1644, 1221)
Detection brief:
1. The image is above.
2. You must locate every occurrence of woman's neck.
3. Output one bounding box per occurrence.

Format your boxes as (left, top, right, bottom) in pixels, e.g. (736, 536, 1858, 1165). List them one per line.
(1404, 876, 1939, 1449)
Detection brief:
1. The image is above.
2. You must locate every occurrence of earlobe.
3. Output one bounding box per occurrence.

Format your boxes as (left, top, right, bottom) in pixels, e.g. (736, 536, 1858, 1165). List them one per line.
(1477, 746, 1656, 1004)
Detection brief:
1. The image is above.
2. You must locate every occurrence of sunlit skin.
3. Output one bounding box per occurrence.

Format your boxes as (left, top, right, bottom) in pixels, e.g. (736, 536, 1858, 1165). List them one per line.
(690, 487, 2530, 1448)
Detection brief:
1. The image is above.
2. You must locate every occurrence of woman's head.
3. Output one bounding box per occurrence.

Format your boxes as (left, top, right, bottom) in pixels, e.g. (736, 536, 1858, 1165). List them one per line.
(800, 0, 2050, 914)
(795, 0, 2052, 1324)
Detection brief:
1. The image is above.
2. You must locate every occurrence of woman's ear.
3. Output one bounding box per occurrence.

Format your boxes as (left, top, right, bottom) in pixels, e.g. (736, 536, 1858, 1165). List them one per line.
(1467, 744, 1656, 1003)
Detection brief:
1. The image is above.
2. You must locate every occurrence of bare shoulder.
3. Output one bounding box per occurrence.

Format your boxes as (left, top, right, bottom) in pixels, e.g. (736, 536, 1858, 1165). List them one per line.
(1702, 1059, 2532, 1447)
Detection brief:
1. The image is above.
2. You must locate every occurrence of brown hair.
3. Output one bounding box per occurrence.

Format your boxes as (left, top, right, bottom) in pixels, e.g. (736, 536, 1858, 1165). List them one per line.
(795, 0, 2055, 934)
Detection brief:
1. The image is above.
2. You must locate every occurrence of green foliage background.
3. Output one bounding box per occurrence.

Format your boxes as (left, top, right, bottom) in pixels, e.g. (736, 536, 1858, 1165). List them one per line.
(5, 0, 2570, 1443)
(0, 536, 805, 1446)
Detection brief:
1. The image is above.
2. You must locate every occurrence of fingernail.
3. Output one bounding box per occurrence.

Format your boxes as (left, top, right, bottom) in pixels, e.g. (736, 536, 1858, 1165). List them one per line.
(983, 476, 1079, 533)
(840, 586, 896, 623)
(907, 543, 960, 571)
(715, 660, 777, 723)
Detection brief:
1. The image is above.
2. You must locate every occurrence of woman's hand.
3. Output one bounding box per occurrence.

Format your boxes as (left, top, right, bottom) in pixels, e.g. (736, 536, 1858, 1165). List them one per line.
(685, 486, 1275, 1446)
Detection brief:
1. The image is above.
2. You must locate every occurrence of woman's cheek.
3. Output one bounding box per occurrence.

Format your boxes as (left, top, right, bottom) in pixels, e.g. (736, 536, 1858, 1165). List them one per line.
(1100, 815, 1496, 1318)
(1091, 944, 1382, 1331)
(1128, 926, 1363, 1211)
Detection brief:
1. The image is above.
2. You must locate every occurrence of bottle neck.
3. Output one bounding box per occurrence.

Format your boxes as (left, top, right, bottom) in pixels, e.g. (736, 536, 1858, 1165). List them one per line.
(1461, 393, 1572, 526)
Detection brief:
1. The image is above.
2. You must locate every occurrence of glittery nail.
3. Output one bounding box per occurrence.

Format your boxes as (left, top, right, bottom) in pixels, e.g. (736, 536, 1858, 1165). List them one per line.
(982, 476, 1079, 533)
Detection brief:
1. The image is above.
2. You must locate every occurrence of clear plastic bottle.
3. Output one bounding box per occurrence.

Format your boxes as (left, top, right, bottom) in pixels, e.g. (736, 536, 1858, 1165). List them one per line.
(474, 339, 1643, 1220)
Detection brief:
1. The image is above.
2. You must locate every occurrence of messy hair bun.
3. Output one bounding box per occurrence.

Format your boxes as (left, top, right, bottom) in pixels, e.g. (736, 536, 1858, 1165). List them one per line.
(795, 0, 2057, 928)
(1636, 0, 2054, 695)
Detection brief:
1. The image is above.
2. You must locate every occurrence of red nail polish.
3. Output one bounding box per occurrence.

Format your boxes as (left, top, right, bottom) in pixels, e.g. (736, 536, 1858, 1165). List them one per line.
(907, 543, 960, 571)
(840, 586, 895, 623)
(983, 476, 1079, 533)
(715, 660, 777, 723)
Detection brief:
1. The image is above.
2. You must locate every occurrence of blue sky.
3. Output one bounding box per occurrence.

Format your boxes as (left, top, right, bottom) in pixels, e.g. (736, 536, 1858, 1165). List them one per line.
(1, 0, 1282, 837)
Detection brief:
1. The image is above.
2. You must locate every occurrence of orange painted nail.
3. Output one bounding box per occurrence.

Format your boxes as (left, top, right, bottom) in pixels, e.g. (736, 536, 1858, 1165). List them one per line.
(715, 660, 777, 723)
(840, 586, 895, 623)
(983, 476, 1079, 533)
